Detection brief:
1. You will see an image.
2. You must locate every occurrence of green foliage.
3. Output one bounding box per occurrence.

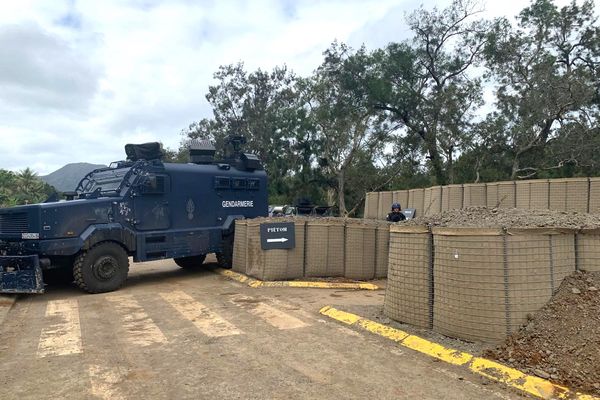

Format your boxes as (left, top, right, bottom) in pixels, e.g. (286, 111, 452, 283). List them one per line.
(175, 0, 600, 215)
(370, 0, 492, 185)
(483, 0, 600, 179)
(0, 168, 57, 207)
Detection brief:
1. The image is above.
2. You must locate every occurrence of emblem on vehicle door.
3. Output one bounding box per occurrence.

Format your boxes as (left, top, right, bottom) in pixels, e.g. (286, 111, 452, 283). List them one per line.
(186, 198, 195, 220)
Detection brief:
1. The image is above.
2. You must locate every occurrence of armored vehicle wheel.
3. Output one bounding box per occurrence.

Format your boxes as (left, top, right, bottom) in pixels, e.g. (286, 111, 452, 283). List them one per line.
(216, 234, 234, 269)
(73, 242, 129, 293)
(174, 254, 206, 269)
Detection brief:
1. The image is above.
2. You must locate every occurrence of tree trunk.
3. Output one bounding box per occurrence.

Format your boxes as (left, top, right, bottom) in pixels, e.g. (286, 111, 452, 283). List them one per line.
(337, 169, 347, 216)
(326, 187, 336, 207)
(446, 147, 454, 184)
(425, 133, 447, 185)
(511, 155, 520, 180)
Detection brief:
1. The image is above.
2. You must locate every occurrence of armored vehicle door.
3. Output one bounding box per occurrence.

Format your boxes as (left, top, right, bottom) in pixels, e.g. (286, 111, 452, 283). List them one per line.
(133, 174, 171, 231)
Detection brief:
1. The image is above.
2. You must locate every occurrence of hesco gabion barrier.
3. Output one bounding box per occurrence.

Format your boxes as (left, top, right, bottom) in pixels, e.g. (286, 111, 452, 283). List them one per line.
(441, 184, 463, 212)
(549, 178, 589, 213)
(378, 191, 393, 219)
(383, 225, 433, 329)
(576, 228, 600, 272)
(246, 219, 306, 280)
(590, 178, 600, 214)
(463, 184, 486, 207)
(305, 219, 345, 277)
(423, 186, 442, 216)
(366, 177, 600, 220)
(408, 189, 425, 215)
(498, 181, 516, 208)
(364, 192, 379, 219)
(432, 227, 575, 343)
(236, 217, 392, 281)
(485, 181, 516, 208)
(232, 219, 248, 273)
(344, 221, 377, 280)
(375, 222, 392, 278)
(516, 179, 550, 210)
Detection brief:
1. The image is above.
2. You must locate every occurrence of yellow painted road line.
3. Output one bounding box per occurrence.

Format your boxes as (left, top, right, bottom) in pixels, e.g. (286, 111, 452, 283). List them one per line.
(37, 299, 82, 358)
(215, 268, 379, 290)
(319, 306, 598, 400)
(88, 364, 127, 400)
(470, 357, 569, 399)
(160, 291, 242, 337)
(402, 334, 473, 366)
(356, 319, 409, 343)
(230, 294, 309, 330)
(106, 295, 167, 346)
(319, 305, 360, 325)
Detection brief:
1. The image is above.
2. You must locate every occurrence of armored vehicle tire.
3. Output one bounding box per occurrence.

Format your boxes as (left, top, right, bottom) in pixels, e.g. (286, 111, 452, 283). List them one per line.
(174, 254, 206, 269)
(216, 234, 234, 269)
(73, 242, 129, 293)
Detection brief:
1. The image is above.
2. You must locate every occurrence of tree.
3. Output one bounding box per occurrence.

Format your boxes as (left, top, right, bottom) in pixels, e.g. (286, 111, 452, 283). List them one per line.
(304, 43, 392, 216)
(0, 168, 56, 206)
(183, 63, 315, 203)
(484, 0, 600, 179)
(371, 0, 492, 184)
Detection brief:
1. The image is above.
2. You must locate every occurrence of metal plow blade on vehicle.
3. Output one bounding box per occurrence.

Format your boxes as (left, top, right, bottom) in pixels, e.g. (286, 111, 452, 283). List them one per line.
(0, 255, 44, 294)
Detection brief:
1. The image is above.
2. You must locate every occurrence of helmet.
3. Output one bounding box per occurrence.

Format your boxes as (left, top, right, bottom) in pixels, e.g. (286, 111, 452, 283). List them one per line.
(391, 202, 401, 210)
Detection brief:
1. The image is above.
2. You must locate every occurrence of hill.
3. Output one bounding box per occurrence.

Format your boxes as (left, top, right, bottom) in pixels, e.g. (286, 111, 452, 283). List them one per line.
(40, 162, 106, 192)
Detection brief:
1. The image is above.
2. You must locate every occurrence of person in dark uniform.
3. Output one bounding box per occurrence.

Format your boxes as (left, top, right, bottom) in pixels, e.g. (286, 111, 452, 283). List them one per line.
(386, 202, 406, 222)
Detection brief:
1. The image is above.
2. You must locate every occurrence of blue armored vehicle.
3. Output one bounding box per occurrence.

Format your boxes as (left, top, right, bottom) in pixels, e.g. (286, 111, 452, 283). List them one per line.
(0, 137, 268, 293)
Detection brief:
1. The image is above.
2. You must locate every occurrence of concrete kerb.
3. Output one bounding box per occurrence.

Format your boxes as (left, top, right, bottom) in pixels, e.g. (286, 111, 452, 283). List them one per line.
(0, 295, 17, 326)
(214, 268, 380, 290)
(319, 306, 598, 400)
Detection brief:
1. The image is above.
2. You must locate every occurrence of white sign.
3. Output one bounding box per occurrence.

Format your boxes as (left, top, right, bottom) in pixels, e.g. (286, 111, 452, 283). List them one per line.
(21, 233, 39, 239)
(222, 200, 254, 208)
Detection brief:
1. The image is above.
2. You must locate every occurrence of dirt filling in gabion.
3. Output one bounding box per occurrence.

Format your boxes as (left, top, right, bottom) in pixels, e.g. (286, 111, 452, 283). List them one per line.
(484, 271, 600, 396)
(406, 206, 600, 229)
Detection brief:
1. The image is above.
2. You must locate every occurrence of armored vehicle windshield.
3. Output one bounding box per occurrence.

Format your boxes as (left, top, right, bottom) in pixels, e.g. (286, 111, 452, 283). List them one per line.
(77, 167, 131, 197)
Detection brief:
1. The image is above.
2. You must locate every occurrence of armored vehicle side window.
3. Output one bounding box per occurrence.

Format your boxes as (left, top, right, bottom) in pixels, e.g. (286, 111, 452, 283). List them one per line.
(247, 179, 260, 190)
(232, 178, 246, 190)
(214, 176, 231, 189)
(140, 174, 170, 194)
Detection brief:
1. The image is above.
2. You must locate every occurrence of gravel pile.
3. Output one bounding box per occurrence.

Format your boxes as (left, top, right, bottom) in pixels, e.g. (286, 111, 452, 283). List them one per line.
(406, 207, 600, 229)
(485, 271, 600, 396)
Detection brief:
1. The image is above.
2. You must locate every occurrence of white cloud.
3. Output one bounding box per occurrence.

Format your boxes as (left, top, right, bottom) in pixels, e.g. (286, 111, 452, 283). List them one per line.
(0, 0, 595, 175)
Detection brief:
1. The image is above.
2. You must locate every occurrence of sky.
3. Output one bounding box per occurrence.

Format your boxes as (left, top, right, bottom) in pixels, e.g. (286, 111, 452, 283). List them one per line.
(0, 0, 590, 175)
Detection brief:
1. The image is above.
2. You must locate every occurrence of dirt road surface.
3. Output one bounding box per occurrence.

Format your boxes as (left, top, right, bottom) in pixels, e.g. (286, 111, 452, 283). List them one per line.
(0, 258, 525, 400)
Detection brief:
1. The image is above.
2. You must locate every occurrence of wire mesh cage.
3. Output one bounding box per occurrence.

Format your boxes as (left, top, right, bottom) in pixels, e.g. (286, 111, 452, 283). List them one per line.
(408, 189, 425, 217)
(344, 220, 377, 280)
(232, 219, 248, 273)
(423, 186, 442, 216)
(246, 219, 306, 280)
(463, 183, 486, 207)
(384, 225, 433, 329)
(576, 228, 600, 272)
(431, 227, 576, 343)
(305, 219, 345, 277)
(375, 222, 392, 278)
(442, 184, 464, 212)
(364, 192, 379, 219)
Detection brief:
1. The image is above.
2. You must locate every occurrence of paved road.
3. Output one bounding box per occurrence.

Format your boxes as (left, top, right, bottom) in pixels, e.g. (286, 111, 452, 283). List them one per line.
(0, 259, 523, 399)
